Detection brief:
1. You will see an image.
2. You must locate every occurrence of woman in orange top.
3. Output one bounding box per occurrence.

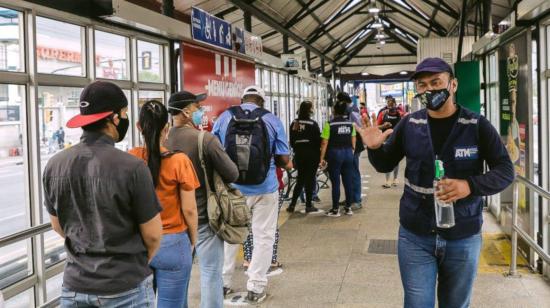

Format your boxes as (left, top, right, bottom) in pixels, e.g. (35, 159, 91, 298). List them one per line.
(129, 100, 200, 308)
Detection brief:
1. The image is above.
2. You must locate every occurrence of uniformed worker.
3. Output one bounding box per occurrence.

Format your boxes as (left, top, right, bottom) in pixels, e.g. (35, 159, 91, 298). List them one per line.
(355, 57, 514, 308)
(320, 98, 356, 217)
(287, 101, 322, 214)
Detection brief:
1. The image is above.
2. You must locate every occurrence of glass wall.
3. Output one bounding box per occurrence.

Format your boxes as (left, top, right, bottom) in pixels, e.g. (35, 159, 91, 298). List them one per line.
(0, 4, 170, 306)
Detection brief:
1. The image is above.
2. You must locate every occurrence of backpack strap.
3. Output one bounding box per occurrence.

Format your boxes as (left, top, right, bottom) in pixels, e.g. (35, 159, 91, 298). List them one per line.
(198, 131, 213, 194)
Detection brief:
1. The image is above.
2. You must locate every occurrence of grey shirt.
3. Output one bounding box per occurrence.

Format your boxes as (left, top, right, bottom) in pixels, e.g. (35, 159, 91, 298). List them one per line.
(43, 131, 161, 295)
(166, 126, 239, 224)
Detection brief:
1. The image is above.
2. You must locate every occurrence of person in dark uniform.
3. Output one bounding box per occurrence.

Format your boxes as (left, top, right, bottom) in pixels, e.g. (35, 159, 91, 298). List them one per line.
(356, 57, 514, 308)
(287, 101, 322, 214)
(320, 99, 356, 217)
(377, 96, 402, 188)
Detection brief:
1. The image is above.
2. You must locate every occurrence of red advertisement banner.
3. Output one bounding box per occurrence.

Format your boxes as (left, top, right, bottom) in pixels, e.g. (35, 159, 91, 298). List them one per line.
(181, 43, 256, 130)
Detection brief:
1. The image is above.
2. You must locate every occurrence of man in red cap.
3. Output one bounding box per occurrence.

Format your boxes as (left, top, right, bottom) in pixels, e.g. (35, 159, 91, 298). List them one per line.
(43, 81, 163, 307)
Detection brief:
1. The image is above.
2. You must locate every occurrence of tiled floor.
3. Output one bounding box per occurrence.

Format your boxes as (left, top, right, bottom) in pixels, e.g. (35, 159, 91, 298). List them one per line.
(188, 155, 550, 307)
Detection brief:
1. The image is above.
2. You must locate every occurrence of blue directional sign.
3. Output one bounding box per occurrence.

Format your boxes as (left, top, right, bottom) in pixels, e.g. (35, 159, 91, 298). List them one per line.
(191, 7, 232, 51)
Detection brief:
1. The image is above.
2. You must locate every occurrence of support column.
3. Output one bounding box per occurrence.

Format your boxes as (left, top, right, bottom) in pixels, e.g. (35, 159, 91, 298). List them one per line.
(306, 49, 311, 72)
(244, 11, 252, 32)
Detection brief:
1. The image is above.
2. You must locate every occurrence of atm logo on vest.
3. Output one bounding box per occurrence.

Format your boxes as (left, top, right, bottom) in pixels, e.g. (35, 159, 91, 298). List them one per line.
(454, 146, 479, 160)
(338, 126, 351, 134)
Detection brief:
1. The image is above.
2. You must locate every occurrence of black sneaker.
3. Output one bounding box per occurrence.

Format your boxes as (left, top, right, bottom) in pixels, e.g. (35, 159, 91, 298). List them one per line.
(344, 207, 354, 216)
(246, 290, 267, 304)
(312, 196, 321, 203)
(223, 287, 233, 297)
(325, 209, 341, 217)
(286, 205, 295, 213)
(305, 206, 321, 214)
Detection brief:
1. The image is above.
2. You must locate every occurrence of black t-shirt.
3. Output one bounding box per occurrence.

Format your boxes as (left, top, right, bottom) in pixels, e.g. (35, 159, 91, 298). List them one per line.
(428, 109, 460, 156)
(43, 132, 162, 295)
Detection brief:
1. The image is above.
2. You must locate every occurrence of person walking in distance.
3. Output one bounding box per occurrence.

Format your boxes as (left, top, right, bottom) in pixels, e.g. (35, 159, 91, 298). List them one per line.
(377, 96, 402, 188)
(355, 57, 514, 308)
(286, 101, 322, 214)
(129, 100, 200, 308)
(214, 85, 291, 304)
(165, 91, 239, 308)
(319, 98, 357, 217)
(43, 81, 162, 307)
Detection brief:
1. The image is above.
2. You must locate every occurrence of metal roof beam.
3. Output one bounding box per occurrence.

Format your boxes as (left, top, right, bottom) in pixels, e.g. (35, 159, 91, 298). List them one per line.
(334, 31, 376, 64)
(384, 28, 417, 54)
(378, 0, 447, 36)
(400, 0, 448, 35)
(306, 0, 370, 44)
(341, 61, 416, 67)
(379, 16, 419, 41)
(327, 20, 374, 58)
(284, 0, 327, 29)
(228, 0, 335, 65)
(339, 32, 377, 66)
(426, 1, 441, 36)
(215, 6, 239, 18)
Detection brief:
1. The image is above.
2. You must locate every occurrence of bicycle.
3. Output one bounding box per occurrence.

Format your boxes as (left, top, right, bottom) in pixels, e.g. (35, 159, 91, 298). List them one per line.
(282, 166, 329, 202)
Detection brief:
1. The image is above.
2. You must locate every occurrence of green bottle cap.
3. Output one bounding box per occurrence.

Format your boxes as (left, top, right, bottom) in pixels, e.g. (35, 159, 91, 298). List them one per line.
(435, 159, 445, 179)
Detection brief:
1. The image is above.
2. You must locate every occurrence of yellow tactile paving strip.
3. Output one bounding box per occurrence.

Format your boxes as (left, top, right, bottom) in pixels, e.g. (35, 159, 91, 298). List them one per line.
(478, 233, 530, 274)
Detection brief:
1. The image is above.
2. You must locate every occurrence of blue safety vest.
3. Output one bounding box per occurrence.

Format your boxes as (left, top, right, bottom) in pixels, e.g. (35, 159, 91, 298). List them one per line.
(328, 116, 353, 149)
(401, 108, 483, 240)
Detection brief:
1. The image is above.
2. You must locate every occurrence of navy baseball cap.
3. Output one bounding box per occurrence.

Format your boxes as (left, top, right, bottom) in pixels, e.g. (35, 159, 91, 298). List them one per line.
(411, 57, 454, 80)
(67, 81, 128, 128)
(168, 91, 207, 111)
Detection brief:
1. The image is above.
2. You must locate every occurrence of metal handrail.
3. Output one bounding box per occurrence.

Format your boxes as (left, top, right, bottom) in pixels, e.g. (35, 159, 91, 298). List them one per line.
(509, 175, 550, 276)
(0, 223, 52, 249)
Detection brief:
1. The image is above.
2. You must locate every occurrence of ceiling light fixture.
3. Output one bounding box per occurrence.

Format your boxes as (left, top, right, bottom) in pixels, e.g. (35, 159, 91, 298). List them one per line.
(372, 22, 383, 29)
(368, 7, 380, 14)
(362, 72, 369, 76)
(400, 71, 407, 75)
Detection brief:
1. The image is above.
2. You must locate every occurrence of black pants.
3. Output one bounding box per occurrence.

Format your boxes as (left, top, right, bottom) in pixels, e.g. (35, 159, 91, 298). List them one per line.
(290, 152, 319, 208)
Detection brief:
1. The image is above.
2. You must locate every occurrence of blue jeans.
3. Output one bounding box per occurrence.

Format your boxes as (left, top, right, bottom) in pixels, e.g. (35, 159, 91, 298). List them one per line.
(60, 275, 154, 307)
(150, 231, 193, 308)
(327, 147, 354, 210)
(398, 226, 482, 308)
(351, 151, 362, 203)
(196, 223, 224, 308)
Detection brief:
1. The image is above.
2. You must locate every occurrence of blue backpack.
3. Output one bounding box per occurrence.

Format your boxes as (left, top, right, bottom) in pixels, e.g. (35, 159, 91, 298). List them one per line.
(224, 106, 271, 185)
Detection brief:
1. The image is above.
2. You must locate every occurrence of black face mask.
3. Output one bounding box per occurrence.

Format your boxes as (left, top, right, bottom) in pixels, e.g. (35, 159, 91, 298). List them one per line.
(415, 86, 451, 111)
(113, 114, 129, 142)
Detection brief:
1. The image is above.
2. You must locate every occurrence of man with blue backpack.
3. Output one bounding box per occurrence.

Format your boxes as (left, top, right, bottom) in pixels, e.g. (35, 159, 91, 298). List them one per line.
(213, 85, 291, 304)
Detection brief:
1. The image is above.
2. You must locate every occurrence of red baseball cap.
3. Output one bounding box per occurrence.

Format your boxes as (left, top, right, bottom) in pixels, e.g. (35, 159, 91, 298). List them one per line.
(67, 81, 128, 128)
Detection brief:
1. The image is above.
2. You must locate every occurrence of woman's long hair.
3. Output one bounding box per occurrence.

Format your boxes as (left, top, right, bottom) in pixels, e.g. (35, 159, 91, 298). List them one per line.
(138, 100, 168, 187)
(293, 101, 313, 131)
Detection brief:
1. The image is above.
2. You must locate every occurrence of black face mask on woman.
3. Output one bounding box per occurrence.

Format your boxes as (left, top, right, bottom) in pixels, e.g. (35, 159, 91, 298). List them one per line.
(415, 83, 451, 111)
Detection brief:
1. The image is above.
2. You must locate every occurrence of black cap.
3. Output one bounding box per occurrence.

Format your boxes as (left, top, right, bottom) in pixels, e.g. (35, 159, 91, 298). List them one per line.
(336, 92, 352, 103)
(66, 81, 128, 128)
(168, 91, 207, 112)
(411, 57, 454, 80)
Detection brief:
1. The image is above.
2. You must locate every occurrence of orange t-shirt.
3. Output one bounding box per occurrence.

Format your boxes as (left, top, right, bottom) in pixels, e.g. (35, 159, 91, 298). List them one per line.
(129, 147, 200, 234)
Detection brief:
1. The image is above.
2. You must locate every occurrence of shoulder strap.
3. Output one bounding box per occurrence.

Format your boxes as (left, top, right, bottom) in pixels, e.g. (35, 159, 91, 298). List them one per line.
(198, 131, 212, 193)
(161, 150, 182, 158)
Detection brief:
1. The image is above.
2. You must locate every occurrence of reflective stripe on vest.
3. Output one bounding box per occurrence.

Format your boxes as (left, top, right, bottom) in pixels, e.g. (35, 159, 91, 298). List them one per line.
(404, 178, 434, 194)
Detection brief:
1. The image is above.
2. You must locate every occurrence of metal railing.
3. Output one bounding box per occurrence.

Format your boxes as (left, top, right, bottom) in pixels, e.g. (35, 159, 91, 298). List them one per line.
(509, 175, 550, 276)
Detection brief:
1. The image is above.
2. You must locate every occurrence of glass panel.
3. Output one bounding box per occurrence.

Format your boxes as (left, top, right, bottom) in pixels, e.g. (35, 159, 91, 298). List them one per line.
(46, 272, 63, 301)
(294, 78, 299, 97)
(279, 73, 286, 94)
(116, 89, 132, 152)
(137, 40, 162, 83)
(44, 230, 66, 268)
(95, 30, 129, 80)
(289, 76, 294, 95)
(4, 288, 33, 308)
(279, 96, 287, 135)
(271, 71, 278, 94)
(0, 85, 27, 237)
(255, 68, 261, 85)
(137, 91, 164, 145)
(0, 7, 23, 72)
(36, 17, 84, 76)
(0, 240, 31, 289)
(263, 70, 270, 92)
(38, 86, 82, 223)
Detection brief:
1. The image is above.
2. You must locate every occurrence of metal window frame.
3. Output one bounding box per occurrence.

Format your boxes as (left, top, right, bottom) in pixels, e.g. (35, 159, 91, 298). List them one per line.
(0, 1, 171, 305)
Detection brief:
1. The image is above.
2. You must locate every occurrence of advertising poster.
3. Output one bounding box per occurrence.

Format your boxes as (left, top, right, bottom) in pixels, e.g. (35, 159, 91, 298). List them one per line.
(181, 43, 255, 130)
(380, 83, 403, 97)
(498, 32, 531, 232)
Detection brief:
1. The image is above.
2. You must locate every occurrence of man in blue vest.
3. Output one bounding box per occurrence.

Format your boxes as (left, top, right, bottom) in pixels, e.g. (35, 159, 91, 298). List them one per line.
(355, 57, 514, 307)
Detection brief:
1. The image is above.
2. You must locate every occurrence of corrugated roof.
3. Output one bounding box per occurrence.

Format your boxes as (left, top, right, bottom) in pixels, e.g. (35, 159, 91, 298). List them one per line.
(155, 0, 514, 76)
